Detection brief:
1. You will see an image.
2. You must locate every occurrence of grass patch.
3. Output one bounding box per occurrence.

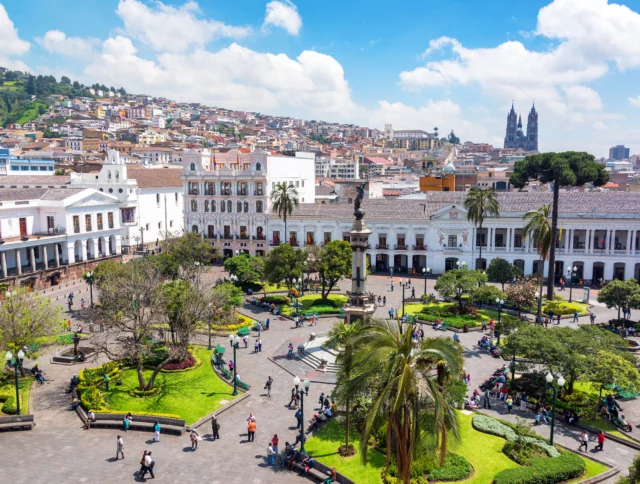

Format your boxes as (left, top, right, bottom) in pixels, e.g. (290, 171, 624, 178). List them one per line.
(33, 332, 88, 347)
(304, 418, 385, 483)
(0, 376, 33, 415)
(101, 348, 235, 425)
(15, 101, 47, 125)
(404, 302, 512, 329)
(281, 294, 347, 316)
(447, 412, 519, 483)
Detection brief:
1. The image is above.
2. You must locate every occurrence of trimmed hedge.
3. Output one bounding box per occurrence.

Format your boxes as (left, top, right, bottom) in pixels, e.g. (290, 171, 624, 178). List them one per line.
(417, 312, 479, 329)
(492, 453, 585, 484)
(261, 295, 290, 304)
(382, 453, 472, 483)
(96, 409, 182, 419)
(542, 301, 586, 316)
(128, 387, 163, 398)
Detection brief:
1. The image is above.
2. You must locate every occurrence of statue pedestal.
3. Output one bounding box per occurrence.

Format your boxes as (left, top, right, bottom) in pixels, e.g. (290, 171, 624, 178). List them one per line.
(342, 212, 376, 323)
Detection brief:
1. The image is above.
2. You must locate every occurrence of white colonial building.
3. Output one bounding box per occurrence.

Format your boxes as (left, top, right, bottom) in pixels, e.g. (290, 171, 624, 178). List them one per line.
(183, 148, 315, 257)
(268, 192, 640, 283)
(0, 187, 122, 289)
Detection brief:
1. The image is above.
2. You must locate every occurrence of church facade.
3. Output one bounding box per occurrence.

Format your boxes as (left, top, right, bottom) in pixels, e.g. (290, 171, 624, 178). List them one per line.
(504, 103, 538, 151)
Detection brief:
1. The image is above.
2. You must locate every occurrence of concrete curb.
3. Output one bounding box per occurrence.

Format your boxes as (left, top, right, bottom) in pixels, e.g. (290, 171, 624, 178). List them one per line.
(189, 391, 251, 431)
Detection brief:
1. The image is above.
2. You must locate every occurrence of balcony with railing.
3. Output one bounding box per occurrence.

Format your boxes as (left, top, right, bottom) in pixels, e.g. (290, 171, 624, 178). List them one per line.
(188, 189, 199, 196)
(289, 239, 299, 247)
(394, 244, 408, 250)
(270, 239, 281, 246)
(444, 246, 461, 252)
(376, 243, 389, 249)
(31, 227, 67, 237)
(253, 234, 266, 240)
(204, 189, 215, 196)
(239, 234, 250, 240)
(412, 244, 426, 250)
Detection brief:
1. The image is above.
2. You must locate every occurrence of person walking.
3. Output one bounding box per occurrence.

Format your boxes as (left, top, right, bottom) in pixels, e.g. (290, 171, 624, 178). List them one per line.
(116, 435, 125, 460)
(243, 335, 249, 348)
(590, 312, 596, 324)
(190, 429, 200, 450)
(288, 388, 297, 408)
(579, 431, 589, 452)
(557, 314, 561, 325)
(287, 343, 294, 359)
(295, 409, 303, 430)
(153, 421, 161, 442)
(267, 442, 275, 466)
(596, 430, 605, 451)
(573, 310, 579, 323)
(254, 339, 259, 353)
(258, 338, 262, 353)
(383, 296, 386, 306)
(265, 376, 273, 397)
(247, 419, 256, 442)
(483, 389, 491, 409)
(211, 416, 220, 441)
(271, 434, 279, 460)
(506, 396, 513, 414)
(140, 451, 155, 479)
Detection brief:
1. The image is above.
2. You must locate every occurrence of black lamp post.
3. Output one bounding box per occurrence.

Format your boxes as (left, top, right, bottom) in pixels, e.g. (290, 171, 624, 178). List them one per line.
(546, 372, 565, 445)
(293, 375, 311, 452)
(535, 290, 543, 325)
(567, 266, 577, 303)
(5, 349, 25, 415)
(228, 334, 240, 396)
(496, 297, 504, 324)
(422, 266, 431, 297)
(85, 270, 94, 308)
(399, 278, 409, 317)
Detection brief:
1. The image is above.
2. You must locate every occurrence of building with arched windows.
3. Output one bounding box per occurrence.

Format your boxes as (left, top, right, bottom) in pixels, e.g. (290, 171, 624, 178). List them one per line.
(183, 148, 315, 257)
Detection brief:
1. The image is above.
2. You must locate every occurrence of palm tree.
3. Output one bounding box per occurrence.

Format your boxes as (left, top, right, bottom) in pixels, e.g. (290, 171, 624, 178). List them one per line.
(346, 318, 462, 484)
(523, 203, 553, 323)
(326, 320, 362, 453)
(270, 182, 299, 242)
(464, 188, 500, 270)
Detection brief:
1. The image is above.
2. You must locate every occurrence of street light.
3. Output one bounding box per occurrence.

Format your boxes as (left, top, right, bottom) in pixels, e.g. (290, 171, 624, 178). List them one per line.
(422, 267, 431, 297)
(293, 375, 311, 452)
(228, 334, 240, 396)
(495, 298, 504, 324)
(399, 278, 410, 318)
(545, 373, 566, 445)
(85, 270, 94, 308)
(567, 266, 577, 303)
(456, 261, 467, 269)
(5, 349, 25, 415)
(535, 290, 542, 325)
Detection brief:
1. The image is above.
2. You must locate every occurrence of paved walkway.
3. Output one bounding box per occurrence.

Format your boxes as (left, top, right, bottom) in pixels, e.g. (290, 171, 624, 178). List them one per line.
(0, 271, 636, 483)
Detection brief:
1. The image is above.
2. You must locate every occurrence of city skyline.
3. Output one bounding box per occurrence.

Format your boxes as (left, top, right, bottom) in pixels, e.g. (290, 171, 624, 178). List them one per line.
(2, 0, 640, 157)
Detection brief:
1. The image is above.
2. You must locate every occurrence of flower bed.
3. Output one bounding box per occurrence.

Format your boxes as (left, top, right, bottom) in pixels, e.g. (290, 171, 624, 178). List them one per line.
(163, 353, 196, 371)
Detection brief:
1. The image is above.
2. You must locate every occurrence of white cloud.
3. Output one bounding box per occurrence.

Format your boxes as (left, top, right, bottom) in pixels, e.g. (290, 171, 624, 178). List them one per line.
(629, 96, 640, 107)
(83, 38, 355, 118)
(0, 3, 30, 70)
(115, 0, 251, 53)
(37, 30, 99, 58)
(263, 0, 302, 35)
(562, 85, 602, 111)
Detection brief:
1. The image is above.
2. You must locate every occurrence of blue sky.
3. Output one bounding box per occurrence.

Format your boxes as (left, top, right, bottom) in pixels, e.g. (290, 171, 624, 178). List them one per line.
(2, 0, 640, 157)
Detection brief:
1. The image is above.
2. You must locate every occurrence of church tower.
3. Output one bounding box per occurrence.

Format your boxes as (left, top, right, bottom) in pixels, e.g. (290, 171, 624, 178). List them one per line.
(526, 103, 538, 151)
(504, 102, 518, 147)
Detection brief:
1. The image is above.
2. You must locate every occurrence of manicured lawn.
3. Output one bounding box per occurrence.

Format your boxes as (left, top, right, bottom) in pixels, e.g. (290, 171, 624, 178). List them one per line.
(446, 412, 518, 484)
(0, 376, 33, 415)
(304, 418, 385, 483)
(281, 294, 347, 316)
(102, 348, 235, 425)
(404, 302, 500, 323)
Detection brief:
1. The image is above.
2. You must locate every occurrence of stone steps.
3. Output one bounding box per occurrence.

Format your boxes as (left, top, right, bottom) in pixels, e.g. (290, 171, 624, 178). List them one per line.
(299, 351, 340, 373)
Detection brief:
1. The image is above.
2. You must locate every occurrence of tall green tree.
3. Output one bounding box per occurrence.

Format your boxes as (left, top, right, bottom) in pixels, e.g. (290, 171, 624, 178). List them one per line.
(347, 319, 462, 483)
(486, 257, 519, 290)
(223, 253, 263, 286)
(326, 320, 363, 454)
(434, 268, 487, 308)
(270, 182, 299, 238)
(590, 350, 640, 400)
(160, 232, 218, 274)
(317, 240, 352, 300)
(523, 204, 553, 321)
(596, 279, 640, 320)
(464, 188, 500, 270)
(510, 152, 609, 299)
(263, 243, 306, 291)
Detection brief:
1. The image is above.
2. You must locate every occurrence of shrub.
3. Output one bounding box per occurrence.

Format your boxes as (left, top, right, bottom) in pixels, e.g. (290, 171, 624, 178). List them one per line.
(472, 413, 518, 440)
(163, 353, 196, 371)
(448, 305, 478, 316)
(503, 440, 551, 465)
(493, 453, 585, 484)
(428, 454, 472, 481)
(421, 293, 438, 304)
(78, 385, 106, 411)
(542, 301, 585, 316)
(128, 387, 163, 398)
(310, 298, 344, 308)
(1, 394, 24, 414)
(383, 453, 472, 482)
(96, 409, 181, 419)
(417, 312, 479, 329)
(261, 295, 289, 304)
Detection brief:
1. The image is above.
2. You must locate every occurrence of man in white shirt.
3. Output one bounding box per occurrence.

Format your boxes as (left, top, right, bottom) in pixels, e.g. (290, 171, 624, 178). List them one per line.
(116, 435, 124, 460)
(140, 451, 155, 479)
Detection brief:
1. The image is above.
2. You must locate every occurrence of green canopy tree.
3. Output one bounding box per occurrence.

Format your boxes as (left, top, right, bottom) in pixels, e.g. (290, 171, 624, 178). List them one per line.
(223, 253, 263, 286)
(317, 240, 352, 300)
(473, 285, 504, 309)
(596, 278, 640, 320)
(504, 277, 539, 316)
(486, 257, 521, 290)
(212, 282, 244, 309)
(464, 188, 500, 270)
(160, 232, 218, 273)
(510, 152, 609, 299)
(434, 268, 487, 308)
(270, 182, 299, 237)
(590, 350, 640, 400)
(263, 243, 307, 291)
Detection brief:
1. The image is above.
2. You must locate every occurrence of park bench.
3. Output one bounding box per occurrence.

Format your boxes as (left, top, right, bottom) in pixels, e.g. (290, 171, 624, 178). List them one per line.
(0, 414, 35, 431)
(237, 326, 252, 336)
(437, 322, 450, 331)
(76, 407, 185, 435)
(293, 460, 328, 482)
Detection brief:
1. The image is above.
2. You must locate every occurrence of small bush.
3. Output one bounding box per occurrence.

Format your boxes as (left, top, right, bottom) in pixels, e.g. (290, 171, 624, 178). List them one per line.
(503, 440, 549, 466)
(128, 387, 163, 398)
(542, 301, 585, 316)
(78, 385, 106, 411)
(417, 312, 479, 329)
(261, 295, 290, 304)
(383, 453, 472, 482)
(163, 353, 196, 371)
(1, 394, 24, 414)
(472, 413, 518, 440)
(421, 293, 438, 304)
(493, 453, 585, 484)
(309, 298, 343, 308)
(448, 305, 478, 316)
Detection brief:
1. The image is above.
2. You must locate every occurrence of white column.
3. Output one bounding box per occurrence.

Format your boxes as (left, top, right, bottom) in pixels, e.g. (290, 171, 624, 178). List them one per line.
(569, 229, 574, 252)
(16, 249, 22, 275)
(610, 229, 615, 254)
(586, 229, 591, 253)
(81, 240, 87, 262)
(29, 247, 36, 272)
(488, 228, 493, 250)
(1, 252, 6, 278)
(43, 245, 49, 270)
(54, 244, 60, 267)
(626, 231, 632, 255)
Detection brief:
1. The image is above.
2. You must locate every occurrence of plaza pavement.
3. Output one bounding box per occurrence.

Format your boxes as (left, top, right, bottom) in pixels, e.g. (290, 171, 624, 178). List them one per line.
(0, 270, 637, 483)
